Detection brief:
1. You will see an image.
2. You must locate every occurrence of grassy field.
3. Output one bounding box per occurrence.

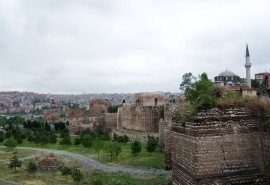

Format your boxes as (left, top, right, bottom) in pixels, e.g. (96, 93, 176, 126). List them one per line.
(0, 148, 171, 185)
(4, 136, 166, 170)
(98, 143, 165, 169)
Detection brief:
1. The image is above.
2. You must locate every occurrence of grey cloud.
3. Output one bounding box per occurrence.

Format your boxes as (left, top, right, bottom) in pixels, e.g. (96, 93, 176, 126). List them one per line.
(0, 0, 270, 93)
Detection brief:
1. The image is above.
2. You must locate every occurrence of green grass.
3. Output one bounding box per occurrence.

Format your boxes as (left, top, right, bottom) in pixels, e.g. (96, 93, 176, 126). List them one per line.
(0, 141, 171, 185)
(0, 148, 171, 185)
(0, 148, 36, 160)
(1, 136, 166, 170)
(98, 144, 165, 169)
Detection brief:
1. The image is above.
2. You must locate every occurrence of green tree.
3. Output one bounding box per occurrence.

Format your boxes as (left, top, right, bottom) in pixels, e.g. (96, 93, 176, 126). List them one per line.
(60, 165, 71, 181)
(59, 135, 72, 147)
(33, 131, 41, 145)
(39, 132, 49, 146)
(27, 161, 37, 177)
(93, 139, 104, 160)
(251, 79, 260, 88)
(71, 168, 84, 185)
(103, 141, 121, 162)
(114, 142, 121, 161)
(146, 136, 158, 154)
(48, 131, 57, 144)
(73, 137, 81, 146)
(82, 134, 92, 148)
(0, 132, 4, 142)
(0, 116, 7, 126)
(108, 105, 120, 113)
(4, 137, 18, 150)
(8, 155, 22, 172)
(131, 140, 142, 156)
(180, 72, 197, 92)
(180, 72, 217, 110)
(104, 141, 115, 162)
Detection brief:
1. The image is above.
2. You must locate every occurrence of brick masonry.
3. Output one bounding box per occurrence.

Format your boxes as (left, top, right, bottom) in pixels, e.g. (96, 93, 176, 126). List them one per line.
(169, 108, 268, 185)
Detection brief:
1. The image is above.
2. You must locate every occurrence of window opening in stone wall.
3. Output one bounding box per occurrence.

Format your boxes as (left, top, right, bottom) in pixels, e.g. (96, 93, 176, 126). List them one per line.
(154, 98, 158, 106)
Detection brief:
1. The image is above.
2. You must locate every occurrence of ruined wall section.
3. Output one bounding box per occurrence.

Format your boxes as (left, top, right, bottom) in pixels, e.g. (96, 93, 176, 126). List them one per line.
(66, 108, 85, 119)
(89, 99, 111, 116)
(117, 104, 164, 132)
(160, 103, 176, 168)
(134, 92, 165, 106)
(171, 108, 265, 185)
(43, 109, 60, 122)
(104, 113, 117, 129)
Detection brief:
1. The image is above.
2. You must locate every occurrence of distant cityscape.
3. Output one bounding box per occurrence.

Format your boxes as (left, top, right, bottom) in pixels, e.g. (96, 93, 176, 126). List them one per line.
(0, 91, 181, 116)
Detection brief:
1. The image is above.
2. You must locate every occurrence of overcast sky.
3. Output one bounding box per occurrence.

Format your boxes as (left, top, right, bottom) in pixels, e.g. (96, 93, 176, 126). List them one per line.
(0, 0, 269, 94)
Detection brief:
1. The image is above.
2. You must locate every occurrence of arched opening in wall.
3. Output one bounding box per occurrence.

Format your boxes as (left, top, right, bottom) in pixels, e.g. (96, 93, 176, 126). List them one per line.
(155, 98, 158, 106)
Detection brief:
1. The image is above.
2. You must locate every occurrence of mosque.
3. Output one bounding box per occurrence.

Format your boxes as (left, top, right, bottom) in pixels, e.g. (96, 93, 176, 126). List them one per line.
(213, 45, 251, 88)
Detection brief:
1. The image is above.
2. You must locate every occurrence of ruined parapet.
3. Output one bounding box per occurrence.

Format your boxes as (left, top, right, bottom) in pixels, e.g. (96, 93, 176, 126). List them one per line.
(134, 92, 165, 106)
(66, 108, 85, 119)
(171, 107, 266, 185)
(36, 153, 57, 171)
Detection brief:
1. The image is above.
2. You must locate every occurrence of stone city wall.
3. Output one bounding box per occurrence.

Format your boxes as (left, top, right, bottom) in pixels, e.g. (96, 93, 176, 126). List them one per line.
(89, 99, 111, 116)
(66, 108, 85, 118)
(104, 113, 117, 129)
(117, 104, 164, 132)
(160, 103, 176, 168)
(170, 107, 268, 185)
(43, 109, 60, 122)
(134, 92, 165, 106)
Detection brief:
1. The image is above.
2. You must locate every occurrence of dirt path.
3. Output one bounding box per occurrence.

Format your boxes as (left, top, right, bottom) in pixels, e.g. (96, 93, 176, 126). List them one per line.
(0, 146, 171, 176)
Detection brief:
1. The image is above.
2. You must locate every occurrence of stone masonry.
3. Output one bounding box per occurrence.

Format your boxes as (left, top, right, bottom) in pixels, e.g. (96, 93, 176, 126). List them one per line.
(89, 99, 111, 116)
(66, 108, 85, 118)
(43, 109, 60, 122)
(117, 92, 165, 132)
(114, 92, 165, 143)
(170, 107, 268, 185)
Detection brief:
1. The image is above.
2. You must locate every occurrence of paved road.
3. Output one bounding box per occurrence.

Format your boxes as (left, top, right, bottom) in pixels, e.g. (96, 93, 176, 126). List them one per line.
(0, 146, 171, 176)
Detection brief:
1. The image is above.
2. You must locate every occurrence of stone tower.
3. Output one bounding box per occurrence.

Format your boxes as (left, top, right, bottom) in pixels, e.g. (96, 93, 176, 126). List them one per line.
(245, 44, 251, 87)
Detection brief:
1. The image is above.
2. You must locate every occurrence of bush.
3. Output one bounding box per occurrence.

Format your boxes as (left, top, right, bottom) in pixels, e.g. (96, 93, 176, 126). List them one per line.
(4, 137, 18, 150)
(146, 136, 158, 153)
(131, 140, 142, 156)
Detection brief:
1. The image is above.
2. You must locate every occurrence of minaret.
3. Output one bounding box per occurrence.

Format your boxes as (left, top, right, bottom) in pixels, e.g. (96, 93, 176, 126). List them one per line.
(245, 44, 251, 87)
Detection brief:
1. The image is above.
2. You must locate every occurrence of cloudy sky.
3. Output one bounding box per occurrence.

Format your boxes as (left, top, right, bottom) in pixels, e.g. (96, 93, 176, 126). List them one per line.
(0, 0, 269, 94)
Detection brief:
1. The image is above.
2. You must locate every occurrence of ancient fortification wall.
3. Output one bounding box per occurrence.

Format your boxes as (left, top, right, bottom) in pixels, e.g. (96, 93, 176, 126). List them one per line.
(117, 92, 165, 133)
(66, 108, 85, 118)
(89, 99, 111, 116)
(104, 113, 117, 129)
(134, 92, 165, 106)
(117, 104, 164, 132)
(115, 92, 165, 143)
(171, 108, 267, 185)
(43, 109, 60, 122)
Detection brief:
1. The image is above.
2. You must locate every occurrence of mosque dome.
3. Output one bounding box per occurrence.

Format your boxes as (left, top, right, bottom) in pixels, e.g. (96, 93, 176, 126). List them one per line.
(218, 70, 237, 77)
(214, 69, 240, 86)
